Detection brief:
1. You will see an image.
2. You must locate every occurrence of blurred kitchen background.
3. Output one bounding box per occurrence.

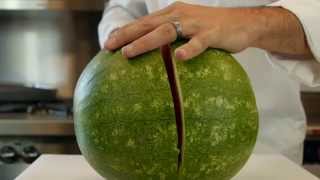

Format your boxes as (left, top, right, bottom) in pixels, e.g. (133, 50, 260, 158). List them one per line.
(0, 0, 319, 180)
(0, 0, 103, 179)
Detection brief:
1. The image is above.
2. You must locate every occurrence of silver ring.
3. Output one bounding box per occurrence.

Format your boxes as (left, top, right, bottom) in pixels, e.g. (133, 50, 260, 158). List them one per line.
(171, 21, 183, 38)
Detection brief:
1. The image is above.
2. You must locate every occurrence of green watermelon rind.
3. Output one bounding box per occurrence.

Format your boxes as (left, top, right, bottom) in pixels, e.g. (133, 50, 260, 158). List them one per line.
(74, 41, 259, 180)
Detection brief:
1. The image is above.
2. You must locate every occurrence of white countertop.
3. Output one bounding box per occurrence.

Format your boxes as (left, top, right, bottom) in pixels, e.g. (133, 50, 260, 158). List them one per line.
(16, 154, 319, 180)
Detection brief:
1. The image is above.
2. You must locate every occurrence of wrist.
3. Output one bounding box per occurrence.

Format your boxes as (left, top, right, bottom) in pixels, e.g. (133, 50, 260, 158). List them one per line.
(228, 7, 271, 51)
(249, 7, 282, 49)
(242, 7, 276, 49)
(249, 7, 311, 57)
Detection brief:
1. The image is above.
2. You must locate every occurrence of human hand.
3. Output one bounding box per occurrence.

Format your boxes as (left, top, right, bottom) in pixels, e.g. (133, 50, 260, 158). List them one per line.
(104, 2, 311, 60)
(104, 2, 262, 60)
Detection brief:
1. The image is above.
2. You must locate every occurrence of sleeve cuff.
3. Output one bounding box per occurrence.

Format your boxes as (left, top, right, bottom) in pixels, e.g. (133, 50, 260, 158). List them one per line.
(266, 0, 320, 87)
(266, 53, 320, 87)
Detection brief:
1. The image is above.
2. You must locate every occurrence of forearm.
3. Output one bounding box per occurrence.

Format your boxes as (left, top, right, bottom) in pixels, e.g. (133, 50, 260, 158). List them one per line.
(251, 7, 313, 59)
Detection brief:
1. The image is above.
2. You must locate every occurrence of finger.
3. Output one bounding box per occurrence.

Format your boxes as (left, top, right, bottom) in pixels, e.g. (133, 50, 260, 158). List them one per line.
(104, 17, 164, 50)
(122, 23, 177, 58)
(105, 8, 175, 50)
(146, 5, 174, 18)
(175, 33, 210, 61)
(105, 2, 188, 51)
(176, 18, 202, 38)
(108, 17, 199, 52)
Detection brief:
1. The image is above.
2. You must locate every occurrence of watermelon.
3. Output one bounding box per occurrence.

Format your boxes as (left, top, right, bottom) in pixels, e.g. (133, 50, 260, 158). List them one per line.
(74, 41, 258, 180)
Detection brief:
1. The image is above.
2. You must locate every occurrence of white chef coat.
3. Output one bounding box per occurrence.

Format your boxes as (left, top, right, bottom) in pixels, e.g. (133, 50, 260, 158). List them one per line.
(98, 0, 320, 164)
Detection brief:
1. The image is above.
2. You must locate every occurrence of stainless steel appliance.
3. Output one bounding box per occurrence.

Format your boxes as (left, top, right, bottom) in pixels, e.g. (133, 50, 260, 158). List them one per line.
(0, 0, 105, 179)
(0, 0, 104, 11)
(0, 101, 77, 180)
(0, 9, 102, 98)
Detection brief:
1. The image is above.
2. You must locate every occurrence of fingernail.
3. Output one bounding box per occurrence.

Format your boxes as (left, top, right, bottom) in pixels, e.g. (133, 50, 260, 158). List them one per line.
(175, 49, 187, 60)
(110, 28, 119, 37)
(122, 45, 134, 58)
(106, 37, 116, 48)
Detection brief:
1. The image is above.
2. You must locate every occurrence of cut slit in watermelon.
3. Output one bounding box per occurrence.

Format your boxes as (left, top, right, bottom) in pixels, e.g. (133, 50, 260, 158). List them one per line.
(161, 45, 185, 176)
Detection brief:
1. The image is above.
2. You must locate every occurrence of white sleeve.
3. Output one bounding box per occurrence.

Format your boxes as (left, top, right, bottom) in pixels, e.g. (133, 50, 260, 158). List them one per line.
(266, 0, 320, 87)
(98, 0, 148, 48)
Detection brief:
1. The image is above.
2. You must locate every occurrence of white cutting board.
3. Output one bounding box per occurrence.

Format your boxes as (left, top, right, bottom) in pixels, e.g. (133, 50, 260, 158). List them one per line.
(15, 154, 319, 180)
